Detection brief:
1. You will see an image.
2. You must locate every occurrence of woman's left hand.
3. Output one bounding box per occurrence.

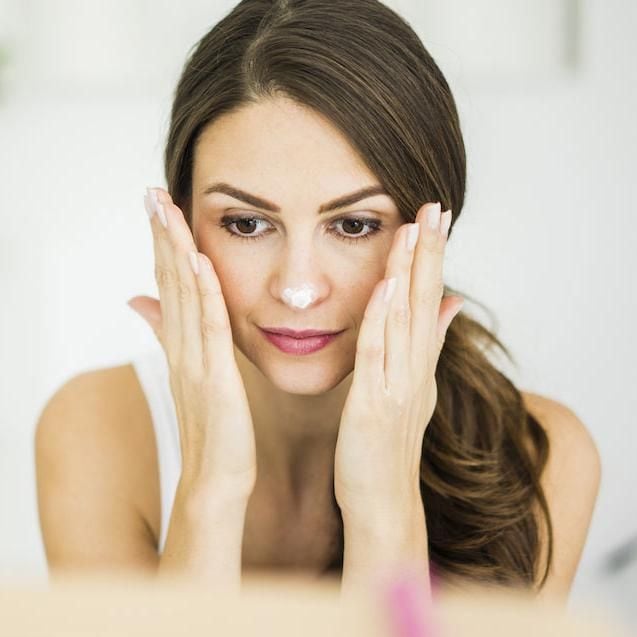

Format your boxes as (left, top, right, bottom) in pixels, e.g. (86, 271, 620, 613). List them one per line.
(334, 202, 464, 521)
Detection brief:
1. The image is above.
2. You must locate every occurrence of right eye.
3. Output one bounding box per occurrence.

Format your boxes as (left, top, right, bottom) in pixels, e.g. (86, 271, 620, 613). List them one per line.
(218, 215, 269, 241)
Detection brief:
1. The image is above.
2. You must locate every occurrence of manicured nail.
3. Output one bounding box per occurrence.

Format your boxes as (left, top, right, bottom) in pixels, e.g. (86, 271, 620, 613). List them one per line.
(406, 223, 420, 252)
(440, 210, 452, 238)
(143, 194, 155, 220)
(427, 203, 441, 230)
(146, 187, 158, 207)
(156, 201, 168, 228)
(188, 251, 199, 275)
(384, 277, 397, 303)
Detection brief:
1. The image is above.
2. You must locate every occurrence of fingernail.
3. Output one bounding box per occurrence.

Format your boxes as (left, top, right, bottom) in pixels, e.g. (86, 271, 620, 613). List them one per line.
(188, 251, 199, 275)
(146, 187, 158, 207)
(383, 277, 397, 303)
(427, 203, 441, 230)
(440, 209, 452, 238)
(156, 201, 168, 228)
(406, 223, 420, 251)
(143, 194, 155, 220)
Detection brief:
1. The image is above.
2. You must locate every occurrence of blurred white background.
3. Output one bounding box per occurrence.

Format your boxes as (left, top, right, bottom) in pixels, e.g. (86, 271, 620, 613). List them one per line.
(1, 0, 635, 631)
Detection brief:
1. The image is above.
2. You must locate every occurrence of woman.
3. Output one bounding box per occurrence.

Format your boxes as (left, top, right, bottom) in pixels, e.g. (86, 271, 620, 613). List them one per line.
(35, 0, 601, 602)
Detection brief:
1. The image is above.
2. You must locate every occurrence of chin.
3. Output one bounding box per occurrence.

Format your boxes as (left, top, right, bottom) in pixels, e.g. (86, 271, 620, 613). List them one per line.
(234, 332, 355, 395)
(261, 362, 347, 397)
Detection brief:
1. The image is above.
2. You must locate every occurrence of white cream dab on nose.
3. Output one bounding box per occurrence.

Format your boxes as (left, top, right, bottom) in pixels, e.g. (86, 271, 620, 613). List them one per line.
(282, 284, 317, 309)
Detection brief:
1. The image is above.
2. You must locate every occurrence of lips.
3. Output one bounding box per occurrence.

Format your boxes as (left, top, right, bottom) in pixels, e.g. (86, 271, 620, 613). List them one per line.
(260, 327, 343, 339)
(260, 328, 343, 355)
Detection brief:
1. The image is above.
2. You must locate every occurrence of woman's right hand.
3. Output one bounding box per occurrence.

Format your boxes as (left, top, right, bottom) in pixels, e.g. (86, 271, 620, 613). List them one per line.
(127, 187, 257, 501)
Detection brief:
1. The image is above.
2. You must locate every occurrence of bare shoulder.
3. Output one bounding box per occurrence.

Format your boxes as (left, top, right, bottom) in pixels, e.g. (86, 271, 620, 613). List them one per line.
(519, 390, 602, 600)
(520, 390, 600, 458)
(520, 389, 601, 491)
(35, 364, 161, 570)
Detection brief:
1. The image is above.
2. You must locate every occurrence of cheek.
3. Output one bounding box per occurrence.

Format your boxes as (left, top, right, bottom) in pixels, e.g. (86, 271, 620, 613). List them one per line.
(193, 235, 251, 306)
(343, 273, 382, 320)
(216, 263, 254, 307)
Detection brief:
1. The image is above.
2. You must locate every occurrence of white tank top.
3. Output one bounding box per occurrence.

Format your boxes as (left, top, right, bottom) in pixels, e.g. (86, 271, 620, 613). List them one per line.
(130, 345, 181, 555)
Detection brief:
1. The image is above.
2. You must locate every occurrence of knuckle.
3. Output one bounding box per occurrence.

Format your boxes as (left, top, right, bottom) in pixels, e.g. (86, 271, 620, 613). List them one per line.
(424, 236, 445, 254)
(415, 281, 444, 306)
(391, 305, 411, 326)
(200, 286, 223, 302)
(392, 393, 408, 412)
(379, 389, 407, 417)
(177, 280, 192, 303)
(381, 383, 409, 409)
(201, 316, 229, 338)
(154, 264, 176, 288)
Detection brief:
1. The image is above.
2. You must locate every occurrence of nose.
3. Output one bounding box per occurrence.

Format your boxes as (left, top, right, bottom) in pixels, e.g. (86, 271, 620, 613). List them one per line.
(275, 238, 327, 310)
(281, 283, 319, 309)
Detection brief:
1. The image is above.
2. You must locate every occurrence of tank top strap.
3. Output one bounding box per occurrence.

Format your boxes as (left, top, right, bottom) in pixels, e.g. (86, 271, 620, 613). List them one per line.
(130, 345, 182, 554)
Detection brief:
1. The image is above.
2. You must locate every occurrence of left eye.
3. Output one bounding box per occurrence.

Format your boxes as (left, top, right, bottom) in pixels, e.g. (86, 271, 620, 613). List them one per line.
(217, 215, 383, 245)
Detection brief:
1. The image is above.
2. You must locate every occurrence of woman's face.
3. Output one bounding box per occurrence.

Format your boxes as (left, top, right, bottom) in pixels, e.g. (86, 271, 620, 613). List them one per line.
(190, 96, 403, 395)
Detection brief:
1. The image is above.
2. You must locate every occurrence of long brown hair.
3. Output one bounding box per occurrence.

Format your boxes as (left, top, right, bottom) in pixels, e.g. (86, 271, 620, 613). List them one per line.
(163, 0, 553, 592)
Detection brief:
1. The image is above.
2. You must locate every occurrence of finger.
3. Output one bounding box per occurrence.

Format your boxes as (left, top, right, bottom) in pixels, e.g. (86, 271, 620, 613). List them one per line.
(193, 252, 236, 377)
(146, 188, 182, 367)
(409, 202, 448, 365)
(152, 188, 204, 377)
(384, 222, 419, 389)
(350, 275, 395, 396)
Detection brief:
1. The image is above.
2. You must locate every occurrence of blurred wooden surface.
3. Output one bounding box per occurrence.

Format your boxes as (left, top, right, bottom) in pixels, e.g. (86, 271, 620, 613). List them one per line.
(0, 572, 629, 637)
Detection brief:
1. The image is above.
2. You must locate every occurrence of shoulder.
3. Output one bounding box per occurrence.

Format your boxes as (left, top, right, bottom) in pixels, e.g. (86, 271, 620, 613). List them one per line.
(519, 391, 602, 601)
(520, 391, 601, 470)
(36, 365, 154, 464)
(39, 364, 139, 417)
(35, 364, 160, 543)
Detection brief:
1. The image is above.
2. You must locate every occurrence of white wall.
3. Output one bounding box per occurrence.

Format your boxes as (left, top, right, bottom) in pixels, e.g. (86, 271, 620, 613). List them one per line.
(1, 0, 635, 629)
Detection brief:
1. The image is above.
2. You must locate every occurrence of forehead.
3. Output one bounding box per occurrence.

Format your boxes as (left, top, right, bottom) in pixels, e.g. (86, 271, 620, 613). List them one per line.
(192, 97, 378, 194)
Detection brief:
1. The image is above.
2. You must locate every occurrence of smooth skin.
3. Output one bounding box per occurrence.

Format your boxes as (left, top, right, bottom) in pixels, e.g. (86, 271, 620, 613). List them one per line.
(333, 201, 462, 520)
(134, 176, 461, 597)
(35, 96, 600, 598)
(136, 178, 461, 522)
(137, 187, 258, 499)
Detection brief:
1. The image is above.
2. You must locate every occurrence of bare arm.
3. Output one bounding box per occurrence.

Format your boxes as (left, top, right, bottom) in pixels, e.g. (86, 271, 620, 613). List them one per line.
(340, 497, 431, 599)
(35, 369, 250, 590)
(157, 478, 249, 592)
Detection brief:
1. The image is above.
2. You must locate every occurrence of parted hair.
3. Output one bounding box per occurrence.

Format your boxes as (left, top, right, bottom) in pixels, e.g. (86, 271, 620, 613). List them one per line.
(162, 0, 553, 592)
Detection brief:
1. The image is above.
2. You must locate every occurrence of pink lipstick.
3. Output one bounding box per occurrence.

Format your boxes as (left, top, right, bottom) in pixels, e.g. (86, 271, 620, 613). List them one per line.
(259, 328, 344, 355)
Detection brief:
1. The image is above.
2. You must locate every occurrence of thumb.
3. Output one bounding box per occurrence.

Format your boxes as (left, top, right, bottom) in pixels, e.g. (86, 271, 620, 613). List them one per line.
(127, 296, 163, 342)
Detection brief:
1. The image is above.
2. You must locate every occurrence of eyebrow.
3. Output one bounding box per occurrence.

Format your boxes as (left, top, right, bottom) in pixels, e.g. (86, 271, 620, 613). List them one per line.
(201, 182, 389, 214)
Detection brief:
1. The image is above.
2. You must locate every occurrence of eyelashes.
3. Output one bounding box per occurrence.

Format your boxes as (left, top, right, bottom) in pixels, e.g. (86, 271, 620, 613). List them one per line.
(217, 214, 383, 245)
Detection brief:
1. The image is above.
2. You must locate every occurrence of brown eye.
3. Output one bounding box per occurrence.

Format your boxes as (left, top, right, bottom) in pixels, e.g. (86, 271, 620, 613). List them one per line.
(218, 216, 268, 239)
(332, 217, 382, 243)
(233, 218, 260, 235)
(217, 215, 383, 244)
(340, 218, 364, 234)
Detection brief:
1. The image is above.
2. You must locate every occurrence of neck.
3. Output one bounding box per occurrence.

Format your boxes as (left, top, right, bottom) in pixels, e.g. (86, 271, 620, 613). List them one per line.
(233, 344, 353, 502)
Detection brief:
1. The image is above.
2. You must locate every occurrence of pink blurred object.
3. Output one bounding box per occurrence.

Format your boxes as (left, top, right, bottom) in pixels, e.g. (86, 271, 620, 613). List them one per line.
(383, 566, 442, 637)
